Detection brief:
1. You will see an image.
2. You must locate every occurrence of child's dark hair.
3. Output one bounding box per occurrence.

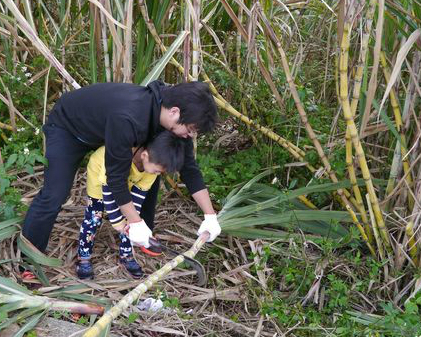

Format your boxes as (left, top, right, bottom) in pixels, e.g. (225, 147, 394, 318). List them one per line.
(161, 81, 217, 134)
(146, 131, 185, 173)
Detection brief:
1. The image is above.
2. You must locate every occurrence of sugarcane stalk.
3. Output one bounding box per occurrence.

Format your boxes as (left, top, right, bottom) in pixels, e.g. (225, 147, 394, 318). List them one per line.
(344, 0, 377, 243)
(380, 51, 414, 211)
(405, 221, 418, 265)
(256, 5, 375, 252)
(346, 131, 373, 242)
(138, 0, 335, 217)
(236, 4, 242, 78)
(83, 233, 209, 337)
(138, 0, 309, 167)
(123, 0, 133, 83)
(365, 194, 384, 261)
(190, 0, 200, 80)
(340, 21, 391, 251)
(349, 0, 377, 116)
(0, 292, 103, 315)
(99, 5, 112, 82)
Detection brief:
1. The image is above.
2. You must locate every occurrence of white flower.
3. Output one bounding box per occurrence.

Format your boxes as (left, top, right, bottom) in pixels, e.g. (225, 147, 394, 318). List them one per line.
(23, 148, 29, 155)
(21, 66, 27, 71)
(17, 127, 25, 132)
(35, 128, 40, 135)
(8, 138, 12, 141)
(25, 72, 32, 78)
(16, 77, 21, 81)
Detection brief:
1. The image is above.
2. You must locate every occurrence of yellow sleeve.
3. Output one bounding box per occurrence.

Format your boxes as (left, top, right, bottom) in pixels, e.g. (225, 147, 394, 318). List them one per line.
(86, 146, 107, 199)
(128, 165, 158, 191)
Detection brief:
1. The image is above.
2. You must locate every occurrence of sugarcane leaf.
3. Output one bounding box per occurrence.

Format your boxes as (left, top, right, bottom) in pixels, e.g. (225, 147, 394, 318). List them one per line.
(0, 276, 32, 295)
(25, 257, 50, 286)
(224, 228, 290, 239)
(0, 307, 45, 330)
(141, 30, 189, 86)
(0, 226, 20, 241)
(0, 300, 28, 314)
(0, 217, 22, 230)
(372, 97, 400, 143)
(58, 293, 110, 306)
(0, 258, 19, 265)
(17, 234, 62, 267)
(377, 29, 421, 118)
(13, 309, 47, 337)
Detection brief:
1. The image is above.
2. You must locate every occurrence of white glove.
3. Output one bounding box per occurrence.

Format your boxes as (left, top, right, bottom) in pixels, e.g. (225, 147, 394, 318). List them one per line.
(197, 214, 221, 242)
(128, 220, 152, 248)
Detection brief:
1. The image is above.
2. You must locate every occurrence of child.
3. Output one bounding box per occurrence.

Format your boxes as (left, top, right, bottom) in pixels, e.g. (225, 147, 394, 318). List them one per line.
(76, 131, 185, 279)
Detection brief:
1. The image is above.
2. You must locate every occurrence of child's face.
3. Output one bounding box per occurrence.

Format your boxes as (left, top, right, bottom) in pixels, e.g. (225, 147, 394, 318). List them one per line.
(140, 150, 165, 174)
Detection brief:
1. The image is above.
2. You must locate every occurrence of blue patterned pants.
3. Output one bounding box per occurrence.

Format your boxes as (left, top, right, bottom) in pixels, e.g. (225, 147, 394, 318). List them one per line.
(77, 185, 149, 260)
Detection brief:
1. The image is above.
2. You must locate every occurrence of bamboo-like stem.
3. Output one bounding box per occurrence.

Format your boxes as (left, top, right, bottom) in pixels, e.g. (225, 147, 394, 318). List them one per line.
(405, 221, 418, 265)
(83, 233, 209, 337)
(0, 122, 13, 131)
(183, 1, 191, 83)
(380, 52, 414, 211)
(213, 96, 316, 172)
(349, 0, 376, 116)
(138, 0, 308, 168)
(297, 195, 317, 209)
(256, 6, 374, 252)
(139, 0, 364, 224)
(346, 132, 372, 242)
(0, 293, 103, 315)
(219, 0, 358, 211)
(405, 167, 421, 265)
(0, 93, 36, 129)
(365, 193, 384, 260)
(343, 0, 377, 243)
(99, 2, 111, 82)
(340, 21, 391, 252)
(236, 4, 242, 78)
(190, 0, 200, 80)
(359, 0, 384, 137)
(123, 0, 133, 83)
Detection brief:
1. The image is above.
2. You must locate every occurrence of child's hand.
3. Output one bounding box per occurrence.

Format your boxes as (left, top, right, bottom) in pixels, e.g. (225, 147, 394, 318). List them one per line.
(128, 220, 152, 248)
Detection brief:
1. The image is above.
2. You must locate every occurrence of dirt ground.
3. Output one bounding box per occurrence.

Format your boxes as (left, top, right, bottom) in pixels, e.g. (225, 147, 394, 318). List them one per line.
(2, 163, 278, 337)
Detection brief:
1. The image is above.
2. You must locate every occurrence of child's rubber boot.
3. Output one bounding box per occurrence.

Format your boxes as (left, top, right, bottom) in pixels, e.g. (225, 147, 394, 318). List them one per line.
(76, 260, 94, 280)
(120, 257, 143, 279)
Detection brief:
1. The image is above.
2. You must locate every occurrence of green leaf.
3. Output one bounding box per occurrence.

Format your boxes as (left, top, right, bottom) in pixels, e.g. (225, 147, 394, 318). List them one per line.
(141, 30, 189, 86)
(0, 178, 10, 195)
(25, 164, 35, 175)
(5, 154, 17, 169)
(0, 226, 20, 242)
(0, 217, 21, 230)
(14, 309, 47, 337)
(0, 276, 32, 295)
(17, 235, 62, 267)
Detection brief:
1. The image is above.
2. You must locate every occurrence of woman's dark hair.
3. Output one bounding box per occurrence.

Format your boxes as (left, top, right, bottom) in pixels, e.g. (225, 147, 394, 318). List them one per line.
(161, 81, 217, 133)
(146, 131, 185, 173)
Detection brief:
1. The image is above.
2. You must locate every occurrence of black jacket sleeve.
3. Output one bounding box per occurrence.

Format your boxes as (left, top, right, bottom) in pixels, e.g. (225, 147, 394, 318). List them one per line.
(179, 139, 207, 194)
(104, 114, 140, 206)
